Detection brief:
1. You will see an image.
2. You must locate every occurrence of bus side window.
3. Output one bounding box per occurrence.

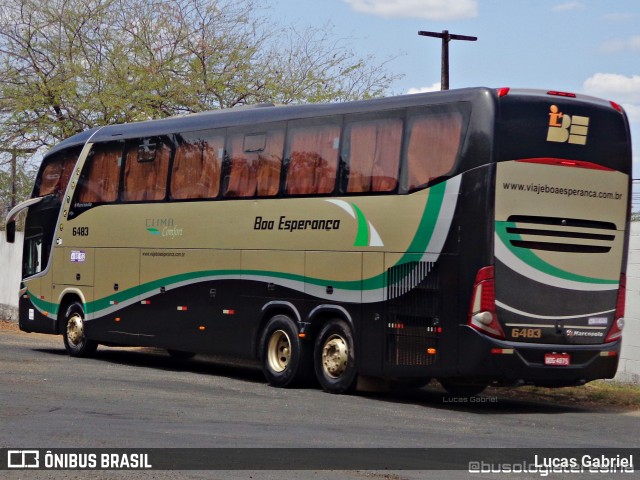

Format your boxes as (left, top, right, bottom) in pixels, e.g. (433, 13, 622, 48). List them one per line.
(343, 117, 402, 193)
(404, 111, 463, 191)
(75, 141, 123, 203)
(171, 131, 224, 199)
(285, 120, 340, 195)
(36, 148, 81, 198)
(224, 125, 285, 198)
(123, 136, 172, 201)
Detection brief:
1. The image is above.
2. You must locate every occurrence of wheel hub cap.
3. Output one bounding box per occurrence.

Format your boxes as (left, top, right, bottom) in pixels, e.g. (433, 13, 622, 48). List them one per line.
(322, 335, 348, 378)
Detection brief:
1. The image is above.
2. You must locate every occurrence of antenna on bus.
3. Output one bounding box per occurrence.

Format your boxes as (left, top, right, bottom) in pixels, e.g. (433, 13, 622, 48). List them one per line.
(418, 30, 477, 91)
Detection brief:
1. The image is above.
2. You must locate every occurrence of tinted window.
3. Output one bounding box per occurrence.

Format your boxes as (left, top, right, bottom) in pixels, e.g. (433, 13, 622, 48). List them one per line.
(122, 136, 172, 201)
(285, 118, 340, 195)
(75, 141, 123, 203)
(343, 116, 402, 193)
(172, 130, 224, 200)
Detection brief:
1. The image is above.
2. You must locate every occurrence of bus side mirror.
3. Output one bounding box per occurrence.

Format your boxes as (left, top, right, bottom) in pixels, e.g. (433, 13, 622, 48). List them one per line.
(6, 220, 16, 243)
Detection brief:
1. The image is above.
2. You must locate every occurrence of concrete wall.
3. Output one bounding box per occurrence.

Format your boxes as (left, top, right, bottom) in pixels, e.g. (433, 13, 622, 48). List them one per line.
(617, 222, 640, 383)
(1, 228, 639, 384)
(0, 231, 22, 321)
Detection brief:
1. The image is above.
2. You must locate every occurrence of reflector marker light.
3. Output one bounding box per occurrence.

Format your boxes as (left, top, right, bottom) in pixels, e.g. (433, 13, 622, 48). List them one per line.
(109, 300, 118, 305)
(298, 333, 307, 339)
(43, 311, 48, 317)
(141, 300, 151, 305)
(223, 309, 235, 315)
(40, 296, 45, 300)
(199, 326, 206, 331)
(177, 306, 188, 311)
(491, 348, 514, 355)
(497, 87, 510, 97)
(115, 317, 121, 322)
(427, 348, 437, 355)
(600, 351, 618, 357)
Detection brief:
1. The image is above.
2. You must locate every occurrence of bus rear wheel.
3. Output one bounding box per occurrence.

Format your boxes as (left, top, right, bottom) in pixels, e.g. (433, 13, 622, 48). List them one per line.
(260, 314, 311, 388)
(314, 319, 357, 394)
(62, 302, 98, 358)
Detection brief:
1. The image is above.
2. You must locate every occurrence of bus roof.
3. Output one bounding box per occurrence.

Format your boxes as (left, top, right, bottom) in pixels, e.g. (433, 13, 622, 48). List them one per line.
(57, 87, 496, 146)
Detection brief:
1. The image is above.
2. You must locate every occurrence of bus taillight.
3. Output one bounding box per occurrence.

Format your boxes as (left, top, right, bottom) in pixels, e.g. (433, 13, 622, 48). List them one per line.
(468, 266, 505, 339)
(605, 274, 626, 343)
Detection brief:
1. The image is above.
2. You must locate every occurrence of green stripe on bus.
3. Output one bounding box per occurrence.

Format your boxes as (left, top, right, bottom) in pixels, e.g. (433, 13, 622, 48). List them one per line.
(74, 181, 452, 314)
(496, 221, 617, 284)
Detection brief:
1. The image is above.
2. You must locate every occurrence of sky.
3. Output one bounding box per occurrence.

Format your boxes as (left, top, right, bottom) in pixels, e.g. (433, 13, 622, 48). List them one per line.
(273, 0, 640, 208)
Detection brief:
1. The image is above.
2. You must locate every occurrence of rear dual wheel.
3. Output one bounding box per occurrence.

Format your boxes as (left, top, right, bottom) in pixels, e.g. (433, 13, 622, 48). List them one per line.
(314, 319, 357, 394)
(260, 314, 311, 388)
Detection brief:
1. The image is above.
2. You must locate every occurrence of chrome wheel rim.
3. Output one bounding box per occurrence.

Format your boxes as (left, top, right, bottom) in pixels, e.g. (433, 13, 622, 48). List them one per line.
(267, 330, 291, 373)
(321, 334, 348, 378)
(66, 313, 84, 347)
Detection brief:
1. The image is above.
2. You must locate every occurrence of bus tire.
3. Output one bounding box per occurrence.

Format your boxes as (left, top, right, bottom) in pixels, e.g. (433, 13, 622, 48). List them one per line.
(260, 314, 311, 388)
(439, 379, 487, 397)
(62, 302, 98, 358)
(314, 319, 357, 394)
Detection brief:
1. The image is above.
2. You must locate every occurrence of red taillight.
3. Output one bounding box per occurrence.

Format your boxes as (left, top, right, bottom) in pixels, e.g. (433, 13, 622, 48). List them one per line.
(547, 90, 576, 98)
(496, 87, 510, 97)
(610, 101, 624, 113)
(605, 274, 626, 343)
(468, 266, 505, 339)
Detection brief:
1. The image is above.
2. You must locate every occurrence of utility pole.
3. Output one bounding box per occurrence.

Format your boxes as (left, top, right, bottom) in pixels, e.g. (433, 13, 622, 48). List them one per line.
(1, 147, 37, 209)
(418, 30, 477, 90)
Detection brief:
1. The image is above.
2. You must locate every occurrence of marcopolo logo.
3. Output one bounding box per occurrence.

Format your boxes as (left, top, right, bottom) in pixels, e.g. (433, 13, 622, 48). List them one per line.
(547, 105, 590, 145)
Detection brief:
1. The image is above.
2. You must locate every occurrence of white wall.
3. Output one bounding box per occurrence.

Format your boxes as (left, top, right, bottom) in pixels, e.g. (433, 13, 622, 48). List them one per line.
(1, 228, 639, 384)
(0, 231, 22, 320)
(617, 222, 640, 383)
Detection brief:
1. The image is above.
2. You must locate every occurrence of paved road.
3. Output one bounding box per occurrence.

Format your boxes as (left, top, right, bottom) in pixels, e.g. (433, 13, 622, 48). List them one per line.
(1, 324, 638, 479)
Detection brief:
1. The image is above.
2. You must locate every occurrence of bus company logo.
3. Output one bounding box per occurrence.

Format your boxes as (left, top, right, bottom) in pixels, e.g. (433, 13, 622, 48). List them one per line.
(547, 105, 590, 145)
(145, 218, 183, 239)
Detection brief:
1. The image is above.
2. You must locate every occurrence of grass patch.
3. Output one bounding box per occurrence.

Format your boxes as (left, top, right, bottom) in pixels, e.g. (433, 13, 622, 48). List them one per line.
(487, 380, 640, 410)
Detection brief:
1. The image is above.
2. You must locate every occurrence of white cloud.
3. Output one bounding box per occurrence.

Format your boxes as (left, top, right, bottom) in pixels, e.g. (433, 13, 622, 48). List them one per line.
(583, 73, 640, 104)
(603, 13, 637, 22)
(407, 82, 441, 94)
(552, 2, 583, 12)
(599, 36, 640, 54)
(341, 0, 478, 20)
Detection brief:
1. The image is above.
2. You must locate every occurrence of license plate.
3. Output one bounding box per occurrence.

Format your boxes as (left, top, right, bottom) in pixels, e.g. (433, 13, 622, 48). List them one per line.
(545, 353, 570, 366)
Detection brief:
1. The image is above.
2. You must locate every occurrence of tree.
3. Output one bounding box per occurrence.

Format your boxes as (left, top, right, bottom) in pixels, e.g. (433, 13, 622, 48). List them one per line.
(0, 0, 400, 148)
(0, 0, 400, 215)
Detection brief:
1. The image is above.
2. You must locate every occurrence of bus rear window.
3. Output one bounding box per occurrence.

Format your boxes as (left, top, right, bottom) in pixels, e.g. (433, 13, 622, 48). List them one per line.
(404, 111, 463, 191)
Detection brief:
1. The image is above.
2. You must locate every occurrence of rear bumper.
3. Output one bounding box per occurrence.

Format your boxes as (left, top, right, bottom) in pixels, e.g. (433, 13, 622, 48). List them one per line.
(457, 326, 620, 386)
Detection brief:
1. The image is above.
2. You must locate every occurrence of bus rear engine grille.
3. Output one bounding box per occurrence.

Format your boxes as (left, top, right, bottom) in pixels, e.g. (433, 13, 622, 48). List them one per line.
(506, 215, 615, 253)
(386, 315, 439, 366)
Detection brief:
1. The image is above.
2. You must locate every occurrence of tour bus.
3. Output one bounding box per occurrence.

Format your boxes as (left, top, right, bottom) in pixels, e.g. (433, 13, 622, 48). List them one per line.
(5, 87, 631, 396)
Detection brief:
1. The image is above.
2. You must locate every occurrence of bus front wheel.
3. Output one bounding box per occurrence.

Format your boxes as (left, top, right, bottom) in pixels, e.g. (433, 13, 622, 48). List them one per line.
(62, 302, 98, 358)
(314, 319, 357, 394)
(260, 314, 311, 388)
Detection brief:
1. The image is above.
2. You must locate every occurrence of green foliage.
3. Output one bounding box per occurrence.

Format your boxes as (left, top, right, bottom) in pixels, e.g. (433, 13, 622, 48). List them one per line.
(0, 0, 401, 215)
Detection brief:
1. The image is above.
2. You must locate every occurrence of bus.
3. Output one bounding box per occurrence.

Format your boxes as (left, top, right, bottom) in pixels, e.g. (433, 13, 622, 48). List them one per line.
(5, 87, 632, 396)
